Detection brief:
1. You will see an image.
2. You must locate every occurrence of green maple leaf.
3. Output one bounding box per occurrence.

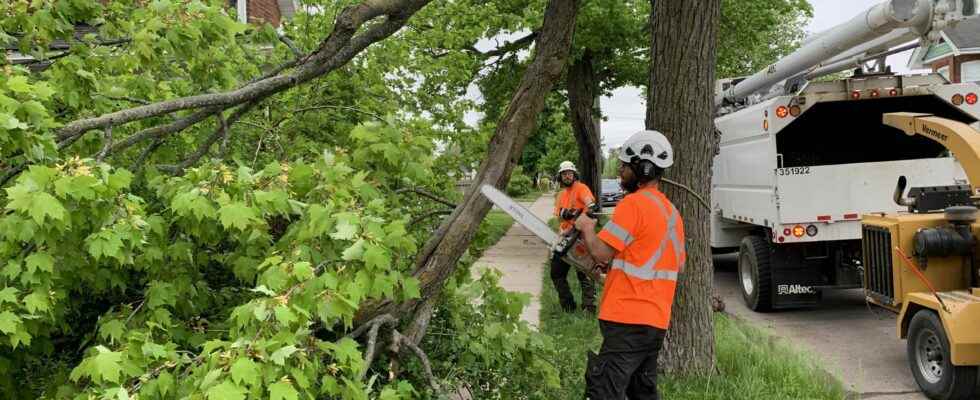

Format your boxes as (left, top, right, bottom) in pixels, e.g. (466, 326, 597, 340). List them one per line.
(330, 219, 358, 240)
(274, 305, 296, 327)
(25, 252, 54, 274)
(5, 75, 31, 93)
(87, 232, 124, 261)
(0, 113, 27, 130)
(230, 358, 260, 387)
(28, 192, 66, 224)
(270, 345, 298, 366)
(207, 381, 246, 400)
(219, 203, 258, 231)
(291, 262, 313, 281)
(142, 342, 167, 359)
(23, 291, 49, 313)
(341, 239, 365, 261)
(91, 347, 124, 383)
(99, 320, 126, 344)
(0, 287, 18, 305)
(32, 82, 55, 99)
(401, 277, 421, 300)
(0, 311, 22, 334)
(107, 169, 133, 191)
(269, 381, 298, 400)
(362, 243, 390, 270)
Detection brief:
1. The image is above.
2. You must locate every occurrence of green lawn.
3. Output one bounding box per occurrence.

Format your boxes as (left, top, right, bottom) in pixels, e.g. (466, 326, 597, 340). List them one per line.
(539, 269, 849, 399)
(471, 210, 515, 256)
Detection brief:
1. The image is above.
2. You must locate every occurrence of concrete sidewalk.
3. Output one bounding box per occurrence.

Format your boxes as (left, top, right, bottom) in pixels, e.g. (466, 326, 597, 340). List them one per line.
(471, 194, 554, 327)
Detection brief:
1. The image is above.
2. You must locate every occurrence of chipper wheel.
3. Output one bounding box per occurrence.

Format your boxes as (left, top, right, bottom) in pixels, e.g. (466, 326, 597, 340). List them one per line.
(907, 310, 977, 400)
(738, 236, 772, 311)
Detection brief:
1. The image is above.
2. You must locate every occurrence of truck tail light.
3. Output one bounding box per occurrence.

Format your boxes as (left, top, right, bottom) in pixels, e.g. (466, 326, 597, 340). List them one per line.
(967, 93, 978, 105)
(776, 106, 789, 118)
(792, 225, 805, 237)
(806, 225, 818, 237)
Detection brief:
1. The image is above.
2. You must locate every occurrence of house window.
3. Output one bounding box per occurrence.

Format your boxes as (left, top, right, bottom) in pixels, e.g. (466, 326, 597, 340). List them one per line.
(229, 0, 247, 23)
(937, 65, 951, 81)
(962, 61, 980, 83)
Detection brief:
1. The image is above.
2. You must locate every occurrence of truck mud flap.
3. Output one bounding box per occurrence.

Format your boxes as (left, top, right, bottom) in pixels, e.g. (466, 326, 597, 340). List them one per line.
(770, 263, 823, 309)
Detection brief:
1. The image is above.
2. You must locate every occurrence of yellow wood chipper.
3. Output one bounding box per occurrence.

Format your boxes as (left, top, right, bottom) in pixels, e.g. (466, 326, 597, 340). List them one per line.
(863, 112, 980, 399)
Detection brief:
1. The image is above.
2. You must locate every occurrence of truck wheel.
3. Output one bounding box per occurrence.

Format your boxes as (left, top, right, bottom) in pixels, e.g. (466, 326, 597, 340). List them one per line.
(738, 236, 772, 311)
(907, 310, 977, 400)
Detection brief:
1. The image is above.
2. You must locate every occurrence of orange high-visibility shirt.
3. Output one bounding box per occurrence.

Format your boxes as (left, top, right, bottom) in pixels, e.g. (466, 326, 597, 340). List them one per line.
(554, 181, 595, 231)
(596, 187, 686, 329)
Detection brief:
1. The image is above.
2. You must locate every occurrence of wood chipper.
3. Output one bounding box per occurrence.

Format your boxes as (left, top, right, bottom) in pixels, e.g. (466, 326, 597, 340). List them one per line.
(863, 112, 980, 399)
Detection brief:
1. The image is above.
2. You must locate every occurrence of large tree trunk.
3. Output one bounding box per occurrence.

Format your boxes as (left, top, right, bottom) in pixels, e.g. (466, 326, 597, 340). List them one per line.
(645, 0, 720, 375)
(567, 49, 603, 198)
(356, 0, 580, 329)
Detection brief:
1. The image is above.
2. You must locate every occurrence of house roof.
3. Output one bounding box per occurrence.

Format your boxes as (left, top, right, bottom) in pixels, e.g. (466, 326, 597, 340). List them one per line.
(908, 17, 980, 68)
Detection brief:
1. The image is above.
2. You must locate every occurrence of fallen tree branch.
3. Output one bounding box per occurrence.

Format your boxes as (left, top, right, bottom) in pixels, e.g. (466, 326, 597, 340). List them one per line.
(391, 330, 439, 390)
(395, 187, 456, 208)
(157, 101, 258, 174)
(95, 124, 113, 162)
(409, 209, 453, 226)
(277, 32, 304, 58)
(56, 0, 433, 142)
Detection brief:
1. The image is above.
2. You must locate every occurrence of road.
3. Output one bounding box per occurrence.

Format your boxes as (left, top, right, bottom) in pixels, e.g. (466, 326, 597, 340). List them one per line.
(714, 253, 928, 400)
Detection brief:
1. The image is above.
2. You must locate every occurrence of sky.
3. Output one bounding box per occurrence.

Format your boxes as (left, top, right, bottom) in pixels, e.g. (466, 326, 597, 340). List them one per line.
(597, 0, 927, 150)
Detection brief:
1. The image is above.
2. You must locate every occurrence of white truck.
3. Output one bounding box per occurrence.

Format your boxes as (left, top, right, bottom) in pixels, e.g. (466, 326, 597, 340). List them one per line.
(711, 0, 980, 310)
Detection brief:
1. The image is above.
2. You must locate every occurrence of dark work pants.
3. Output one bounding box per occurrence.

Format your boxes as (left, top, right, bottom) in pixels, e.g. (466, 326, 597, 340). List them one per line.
(550, 254, 595, 311)
(585, 320, 667, 400)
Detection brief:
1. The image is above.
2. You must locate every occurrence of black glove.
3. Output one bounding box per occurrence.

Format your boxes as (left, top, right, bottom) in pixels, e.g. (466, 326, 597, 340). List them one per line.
(560, 208, 580, 221)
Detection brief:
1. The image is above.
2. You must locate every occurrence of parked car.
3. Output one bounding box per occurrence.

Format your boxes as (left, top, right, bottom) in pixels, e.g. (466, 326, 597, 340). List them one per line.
(600, 179, 624, 207)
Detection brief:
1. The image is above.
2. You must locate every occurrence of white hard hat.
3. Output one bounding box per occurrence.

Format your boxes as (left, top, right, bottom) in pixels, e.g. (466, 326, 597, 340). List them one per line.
(558, 161, 578, 174)
(618, 130, 673, 168)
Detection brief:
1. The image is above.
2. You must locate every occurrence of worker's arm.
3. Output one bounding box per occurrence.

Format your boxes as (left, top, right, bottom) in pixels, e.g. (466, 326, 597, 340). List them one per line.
(574, 214, 617, 264)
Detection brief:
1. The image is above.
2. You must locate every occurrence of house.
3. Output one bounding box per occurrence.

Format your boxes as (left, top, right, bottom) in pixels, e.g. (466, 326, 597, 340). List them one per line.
(229, 0, 298, 27)
(908, 17, 980, 83)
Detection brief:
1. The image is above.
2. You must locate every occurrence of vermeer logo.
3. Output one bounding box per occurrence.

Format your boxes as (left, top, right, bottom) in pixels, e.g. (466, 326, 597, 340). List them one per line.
(922, 125, 948, 142)
(777, 284, 815, 295)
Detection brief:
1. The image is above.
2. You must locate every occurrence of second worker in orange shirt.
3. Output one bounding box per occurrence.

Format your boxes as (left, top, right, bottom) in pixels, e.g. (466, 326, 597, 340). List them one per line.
(553, 161, 597, 313)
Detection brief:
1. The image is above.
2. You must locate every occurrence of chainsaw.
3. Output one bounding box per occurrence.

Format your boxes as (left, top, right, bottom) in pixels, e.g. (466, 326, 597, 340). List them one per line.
(480, 185, 606, 281)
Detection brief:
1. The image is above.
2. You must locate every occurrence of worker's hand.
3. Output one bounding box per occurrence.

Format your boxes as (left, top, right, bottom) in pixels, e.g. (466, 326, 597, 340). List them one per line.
(560, 208, 579, 221)
(574, 212, 597, 232)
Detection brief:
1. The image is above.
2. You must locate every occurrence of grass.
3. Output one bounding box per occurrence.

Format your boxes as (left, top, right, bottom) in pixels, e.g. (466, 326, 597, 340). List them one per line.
(470, 210, 515, 256)
(539, 269, 849, 399)
(514, 189, 547, 202)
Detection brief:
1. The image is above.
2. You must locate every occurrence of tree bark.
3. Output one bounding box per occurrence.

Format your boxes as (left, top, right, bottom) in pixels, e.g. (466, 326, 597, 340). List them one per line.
(567, 49, 603, 198)
(645, 0, 720, 375)
(356, 0, 580, 326)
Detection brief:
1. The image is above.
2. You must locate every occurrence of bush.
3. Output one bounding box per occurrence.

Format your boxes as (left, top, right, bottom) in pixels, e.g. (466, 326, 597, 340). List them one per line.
(506, 166, 534, 197)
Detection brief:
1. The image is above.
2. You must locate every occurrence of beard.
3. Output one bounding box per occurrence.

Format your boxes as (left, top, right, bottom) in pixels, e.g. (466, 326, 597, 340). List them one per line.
(621, 174, 639, 193)
(560, 177, 575, 187)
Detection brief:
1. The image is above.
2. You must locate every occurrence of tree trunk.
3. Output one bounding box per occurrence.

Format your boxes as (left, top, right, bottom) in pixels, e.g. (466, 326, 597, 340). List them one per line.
(645, 0, 720, 375)
(567, 49, 603, 198)
(355, 0, 580, 328)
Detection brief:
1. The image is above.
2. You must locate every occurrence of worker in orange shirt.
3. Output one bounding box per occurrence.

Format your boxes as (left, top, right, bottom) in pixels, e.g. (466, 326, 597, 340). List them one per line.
(574, 130, 685, 399)
(552, 161, 597, 313)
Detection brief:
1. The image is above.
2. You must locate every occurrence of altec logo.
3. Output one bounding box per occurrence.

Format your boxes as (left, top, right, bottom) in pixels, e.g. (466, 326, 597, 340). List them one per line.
(777, 284, 816, 295)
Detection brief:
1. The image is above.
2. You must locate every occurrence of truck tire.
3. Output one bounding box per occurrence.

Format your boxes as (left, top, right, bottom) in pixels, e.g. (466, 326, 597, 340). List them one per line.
(907, 309, 977, 400)
(738, 236, 772, 311)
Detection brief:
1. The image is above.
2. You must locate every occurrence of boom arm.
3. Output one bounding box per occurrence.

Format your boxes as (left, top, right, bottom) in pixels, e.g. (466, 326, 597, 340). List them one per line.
(883, 112, 980, 197)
